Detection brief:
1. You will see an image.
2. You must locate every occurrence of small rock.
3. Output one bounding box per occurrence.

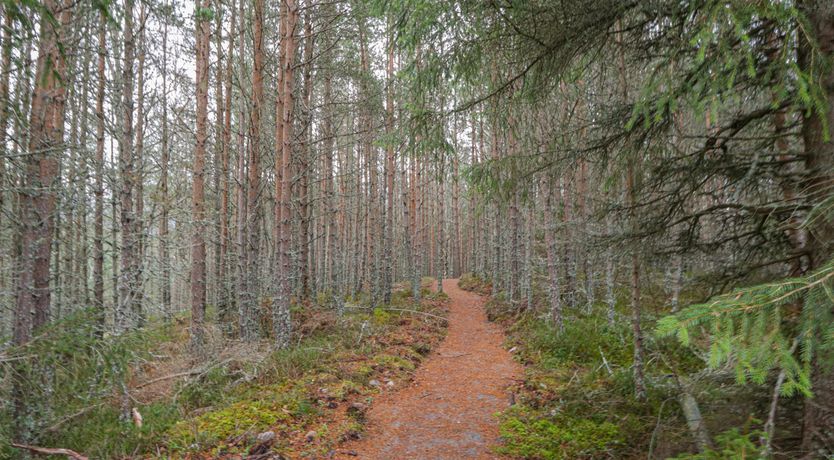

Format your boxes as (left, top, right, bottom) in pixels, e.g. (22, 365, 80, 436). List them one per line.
(369, 379, 380, 387)
(386, 380, 395, 388)
(256, 431, 276, 443)
(349, 402, 367, 411)
(305, 430, 317, 442)
(347, 402, 368, 419)
(249, 431, 276, 455)
(327, 401, 339, 409)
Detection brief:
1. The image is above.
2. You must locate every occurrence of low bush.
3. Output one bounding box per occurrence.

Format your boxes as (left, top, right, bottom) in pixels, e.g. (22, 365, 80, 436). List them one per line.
(497, 406, 621, 460)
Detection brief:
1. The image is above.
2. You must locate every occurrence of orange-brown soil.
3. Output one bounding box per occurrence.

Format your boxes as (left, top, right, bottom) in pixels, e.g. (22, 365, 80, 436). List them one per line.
(338, 279, 521, 459)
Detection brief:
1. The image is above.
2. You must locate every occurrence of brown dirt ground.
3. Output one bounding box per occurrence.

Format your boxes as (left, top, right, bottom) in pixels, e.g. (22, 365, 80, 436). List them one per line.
(337, 278, 522, 459)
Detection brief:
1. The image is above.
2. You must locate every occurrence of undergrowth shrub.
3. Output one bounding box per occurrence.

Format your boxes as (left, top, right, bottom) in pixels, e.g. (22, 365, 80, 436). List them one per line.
(497, 406, 620, 459)
(515, 315, 632, 369)
(0, 309, 177, 459)
(481, 288, 695, 458)
(671, 426, 764, 459)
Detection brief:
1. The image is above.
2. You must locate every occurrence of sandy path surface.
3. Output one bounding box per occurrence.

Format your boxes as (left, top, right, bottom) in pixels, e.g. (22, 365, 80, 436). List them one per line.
(338, 278, 521, 459)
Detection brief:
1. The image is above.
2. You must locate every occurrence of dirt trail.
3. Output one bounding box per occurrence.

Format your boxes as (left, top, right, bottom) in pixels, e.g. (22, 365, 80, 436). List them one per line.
(339, 279, 522, 459)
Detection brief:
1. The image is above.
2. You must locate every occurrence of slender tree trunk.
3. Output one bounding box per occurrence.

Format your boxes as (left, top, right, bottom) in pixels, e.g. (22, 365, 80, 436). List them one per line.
(383, 25, 395, 303)
(213, 0, 225, 310)
(299, 2, 314, 298)
(218, 0, 235, 327)
(275, 0, 299, 348)
(159, 1, 171, 318)
(190, 0, 211, 352)
(13, 0, 72, 442)
(605, 216, 617, 327)
(118, 0, 138, 332)
(93, 9, 106, 329)
(545, 178, 562, 330)
(322, 57, 336, 294)
(799, 1, 834, 454)
(0, 8, 11, 233)
(273, 0, 286, 289)
(134, 7, 146, 326)
(411, 146, 421, 300)
(242, 0, 264, 341)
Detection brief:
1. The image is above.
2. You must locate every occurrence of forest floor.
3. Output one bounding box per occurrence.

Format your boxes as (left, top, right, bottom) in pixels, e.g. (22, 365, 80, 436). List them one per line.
(338, 279, 522, 459)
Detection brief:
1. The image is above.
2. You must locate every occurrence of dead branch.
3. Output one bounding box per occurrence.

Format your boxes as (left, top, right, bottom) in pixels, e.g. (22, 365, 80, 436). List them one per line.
(46, 403, 105, 432)
(11, 443, 89, 460)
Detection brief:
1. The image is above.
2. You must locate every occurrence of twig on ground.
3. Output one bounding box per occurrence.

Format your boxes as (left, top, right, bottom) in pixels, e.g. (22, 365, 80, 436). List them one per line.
(647, 398, 669, 459)
(135, 358, 233, 389)
(46, 403, 106, 432)
(343, 305, 449, 322)
(598, 346, 613, 375)
(438, 352, 468, 358)
(11, 443, 88, 460)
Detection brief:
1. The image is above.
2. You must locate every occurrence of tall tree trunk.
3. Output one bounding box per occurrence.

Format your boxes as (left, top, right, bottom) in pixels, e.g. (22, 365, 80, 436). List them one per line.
(191, 0, 211, 352)
(13, 0, 72, 442)
(242, 0, 264, 341)
(799, 1, 834, 454)
(617, 22, 646, 400)
(93, 9, 107, 329)
(545, 177, 562, 330)
(411, 145, 421, 300)
(452, 130, 462, 278)
(299, 2, 313, 298)
(159, 0, 171, 318)
(213, 0, 225, 310)
(118, 0, 138, 332)
(276, 0, 299, 348)
(218, 0, 235, 327)
(0, 8, 11, 233)
(383, 26, 395, 303)
(76, 26, 92, 309)
(322, 52, 336, 294)
(134, 7, 146, 326)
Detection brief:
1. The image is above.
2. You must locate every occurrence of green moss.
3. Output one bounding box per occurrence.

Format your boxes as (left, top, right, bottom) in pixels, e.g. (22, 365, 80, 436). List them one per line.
(389, 289, 413, 306)
(354, 363, 375, 378)
(324, 380, 363, 400)
(497, 408, 620, 459)
(167, 385, 316, 452)
(178, 365, 235, 410)
(373, 353, 416, 372)
(426, 291, 449, 301)
(167, 399, 288, 451)
(458, 272, 487, 292)
(372, 307, 394, 325)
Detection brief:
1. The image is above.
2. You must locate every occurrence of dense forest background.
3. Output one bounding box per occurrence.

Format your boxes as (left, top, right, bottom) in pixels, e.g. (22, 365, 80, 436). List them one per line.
(0, 0, 833, 458)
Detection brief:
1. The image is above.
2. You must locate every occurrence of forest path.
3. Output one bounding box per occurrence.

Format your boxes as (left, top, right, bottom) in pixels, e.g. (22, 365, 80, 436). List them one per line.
(338, 279, 522, 459)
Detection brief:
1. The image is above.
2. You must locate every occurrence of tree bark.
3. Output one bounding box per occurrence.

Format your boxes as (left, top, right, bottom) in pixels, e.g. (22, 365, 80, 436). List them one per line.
(383, 24, 396, 303)
(159, 0, 171, 318)
(191, 0, 211, 353)
(798, 1, 834, 454)
(276, 0, 299, 348)
(13, 0, 73, 442)
(545, 178, 562, 330)
(93, 9, 106, 329)
(242, 0, 265, 341)
(118, 0, 139, 332)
